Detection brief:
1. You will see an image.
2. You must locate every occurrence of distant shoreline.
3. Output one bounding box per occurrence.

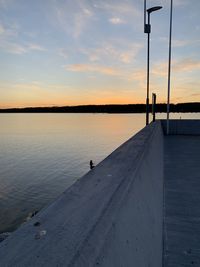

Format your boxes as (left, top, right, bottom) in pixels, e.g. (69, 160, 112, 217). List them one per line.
(0, 102, 200, 113)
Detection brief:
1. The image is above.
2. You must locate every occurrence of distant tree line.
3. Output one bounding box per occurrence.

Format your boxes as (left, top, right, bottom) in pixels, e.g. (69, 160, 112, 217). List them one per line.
(0, 102, 199, 113)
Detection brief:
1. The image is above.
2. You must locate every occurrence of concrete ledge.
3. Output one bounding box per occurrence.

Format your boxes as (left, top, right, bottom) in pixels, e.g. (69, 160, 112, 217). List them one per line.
(0, 121, 164, 267)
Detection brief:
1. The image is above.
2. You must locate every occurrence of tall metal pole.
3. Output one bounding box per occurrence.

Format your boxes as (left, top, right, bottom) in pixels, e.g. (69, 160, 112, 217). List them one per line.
(144, 0, 146, 32)
(167, 0, 173, 134)
(144, 3, 162, 126)
(146, 13, 150, 125)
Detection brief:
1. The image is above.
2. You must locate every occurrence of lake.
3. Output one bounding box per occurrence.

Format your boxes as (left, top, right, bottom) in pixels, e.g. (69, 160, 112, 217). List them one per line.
(0, 113, 199, 233)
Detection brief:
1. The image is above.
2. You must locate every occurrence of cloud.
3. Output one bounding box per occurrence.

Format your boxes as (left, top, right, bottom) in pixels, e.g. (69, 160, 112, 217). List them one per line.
(119, 50, 139, 64)
(127, 69, 146, 82)
(65, 64, 120, 76)
(2, 42, 27, 54)
(58, 48, 68, 59)
(152, 58, 200, 78)
(0, 21, 19, 37)
(152, 62, 167, 77)
(49, 0, 140, 38)
(0, 22, 46, 54)
(160, 37, 200, 48)
(65, 63, 147, 88)
(80, 41, 143, 64)
(51, 0, 94, 38)
(0, 41, 46, 54)
(169, 80, 200, 103)
(172, 39, 200, 47)
(189, 93, 200, 97)
(27, 43, 46, 52)
(109, 17, 126, 25)
(94, 2, 140, 16)
(173, 58, 200, 72)
(172, 39, 191, 47)
(63, 35, 145, 83)
(72, 8, 93, 38)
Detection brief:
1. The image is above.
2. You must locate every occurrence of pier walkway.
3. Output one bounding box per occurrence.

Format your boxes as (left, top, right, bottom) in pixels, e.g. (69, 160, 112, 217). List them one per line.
(164, 135, 200, 266)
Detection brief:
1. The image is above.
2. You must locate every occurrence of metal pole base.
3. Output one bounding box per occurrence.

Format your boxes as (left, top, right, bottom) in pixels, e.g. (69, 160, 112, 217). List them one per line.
(146, 97, 149, 125)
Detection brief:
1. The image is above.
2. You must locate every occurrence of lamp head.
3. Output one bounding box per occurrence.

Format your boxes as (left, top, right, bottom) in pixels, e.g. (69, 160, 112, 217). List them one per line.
(147, 6, 162, 14)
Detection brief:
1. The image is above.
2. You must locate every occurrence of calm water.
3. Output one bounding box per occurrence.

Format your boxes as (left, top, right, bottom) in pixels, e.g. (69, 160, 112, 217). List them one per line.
(0, 113, 199, 233)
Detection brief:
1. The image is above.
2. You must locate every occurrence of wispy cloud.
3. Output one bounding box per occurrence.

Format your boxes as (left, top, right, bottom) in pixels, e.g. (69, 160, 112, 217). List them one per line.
(152, 58, 200, 78)
(80, 41, 143, 64)
(65, 64, 120, 76)
(1, 42, 27, 54)
(152, 62, 167, 77)
(173, 58, 200, 72)
(160, 37, 200, 48)
(109, 17, 126, 25)
(0, 41, 46, 54)
(49, 0, 140, 38)
(64, 63, 147, 88)
(189, 93, 200, 98)
(0, 22, 46, 54)
(172, 39, 191, 47)
(169, 80, 200, 103)
(0, 21, 19, 37)
(58, 48, 68, 59)
(94, 1, 140, 16)
(27, 43, 46, 52)
(51, 0, 94, 38)
(72, 8, 93, 38)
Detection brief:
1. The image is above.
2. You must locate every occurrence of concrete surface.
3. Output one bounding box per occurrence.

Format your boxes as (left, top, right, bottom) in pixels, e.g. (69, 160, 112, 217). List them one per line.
(162, 119, 200, 135)
(164, 135, 200, 267)
(0, 121, 164, 267)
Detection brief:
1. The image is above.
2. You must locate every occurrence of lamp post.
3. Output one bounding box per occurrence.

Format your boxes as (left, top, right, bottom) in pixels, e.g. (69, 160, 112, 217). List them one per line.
(167, 0, 173, 134)
(144, 2, 162, 125)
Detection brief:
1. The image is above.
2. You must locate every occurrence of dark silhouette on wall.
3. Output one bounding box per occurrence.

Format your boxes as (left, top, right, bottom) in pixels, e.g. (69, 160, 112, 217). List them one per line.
(90, 160, 95, 170)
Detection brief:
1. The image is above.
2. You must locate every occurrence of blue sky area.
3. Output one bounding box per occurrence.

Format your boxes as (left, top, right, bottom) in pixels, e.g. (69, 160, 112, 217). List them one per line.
(0, 0, 199, 107)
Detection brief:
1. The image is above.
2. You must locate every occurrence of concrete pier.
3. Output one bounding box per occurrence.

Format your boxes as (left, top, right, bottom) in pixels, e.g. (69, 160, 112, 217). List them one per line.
(164, 135, 200, 266)
(0, 120, 200, 266)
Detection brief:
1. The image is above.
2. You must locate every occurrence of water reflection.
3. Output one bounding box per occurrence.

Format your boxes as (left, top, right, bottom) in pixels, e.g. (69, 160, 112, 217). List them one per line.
(0, 113, 199, 233)
(0, 113, 146, 233)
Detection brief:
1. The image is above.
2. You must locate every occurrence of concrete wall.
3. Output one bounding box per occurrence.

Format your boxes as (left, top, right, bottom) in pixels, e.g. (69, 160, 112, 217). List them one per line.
(0, 121, 164, 267)
(95, 121, 164, 267)
(162, 119, 200, 135)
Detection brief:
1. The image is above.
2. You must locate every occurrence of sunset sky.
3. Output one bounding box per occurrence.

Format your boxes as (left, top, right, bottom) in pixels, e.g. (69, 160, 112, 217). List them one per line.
(0, 0, 200, 108)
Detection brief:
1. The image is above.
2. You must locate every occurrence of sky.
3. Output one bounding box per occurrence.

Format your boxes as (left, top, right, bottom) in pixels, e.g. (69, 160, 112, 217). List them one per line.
(0, 0, 200, 108)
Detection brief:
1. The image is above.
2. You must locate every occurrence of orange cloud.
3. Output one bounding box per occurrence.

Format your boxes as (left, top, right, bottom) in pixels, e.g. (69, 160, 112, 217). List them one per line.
(152, 58, 200, 78)
(65, 64, 120, 76)
(65, 63, 147, 86)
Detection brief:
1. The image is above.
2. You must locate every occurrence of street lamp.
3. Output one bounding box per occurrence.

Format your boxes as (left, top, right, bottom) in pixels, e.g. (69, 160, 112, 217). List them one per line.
(144, 1, 162, 125)
(167, 0, 173, 134)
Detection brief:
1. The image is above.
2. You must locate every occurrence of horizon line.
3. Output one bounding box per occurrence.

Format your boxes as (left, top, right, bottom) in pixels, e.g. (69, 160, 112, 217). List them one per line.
(0, 101, 200, 110)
